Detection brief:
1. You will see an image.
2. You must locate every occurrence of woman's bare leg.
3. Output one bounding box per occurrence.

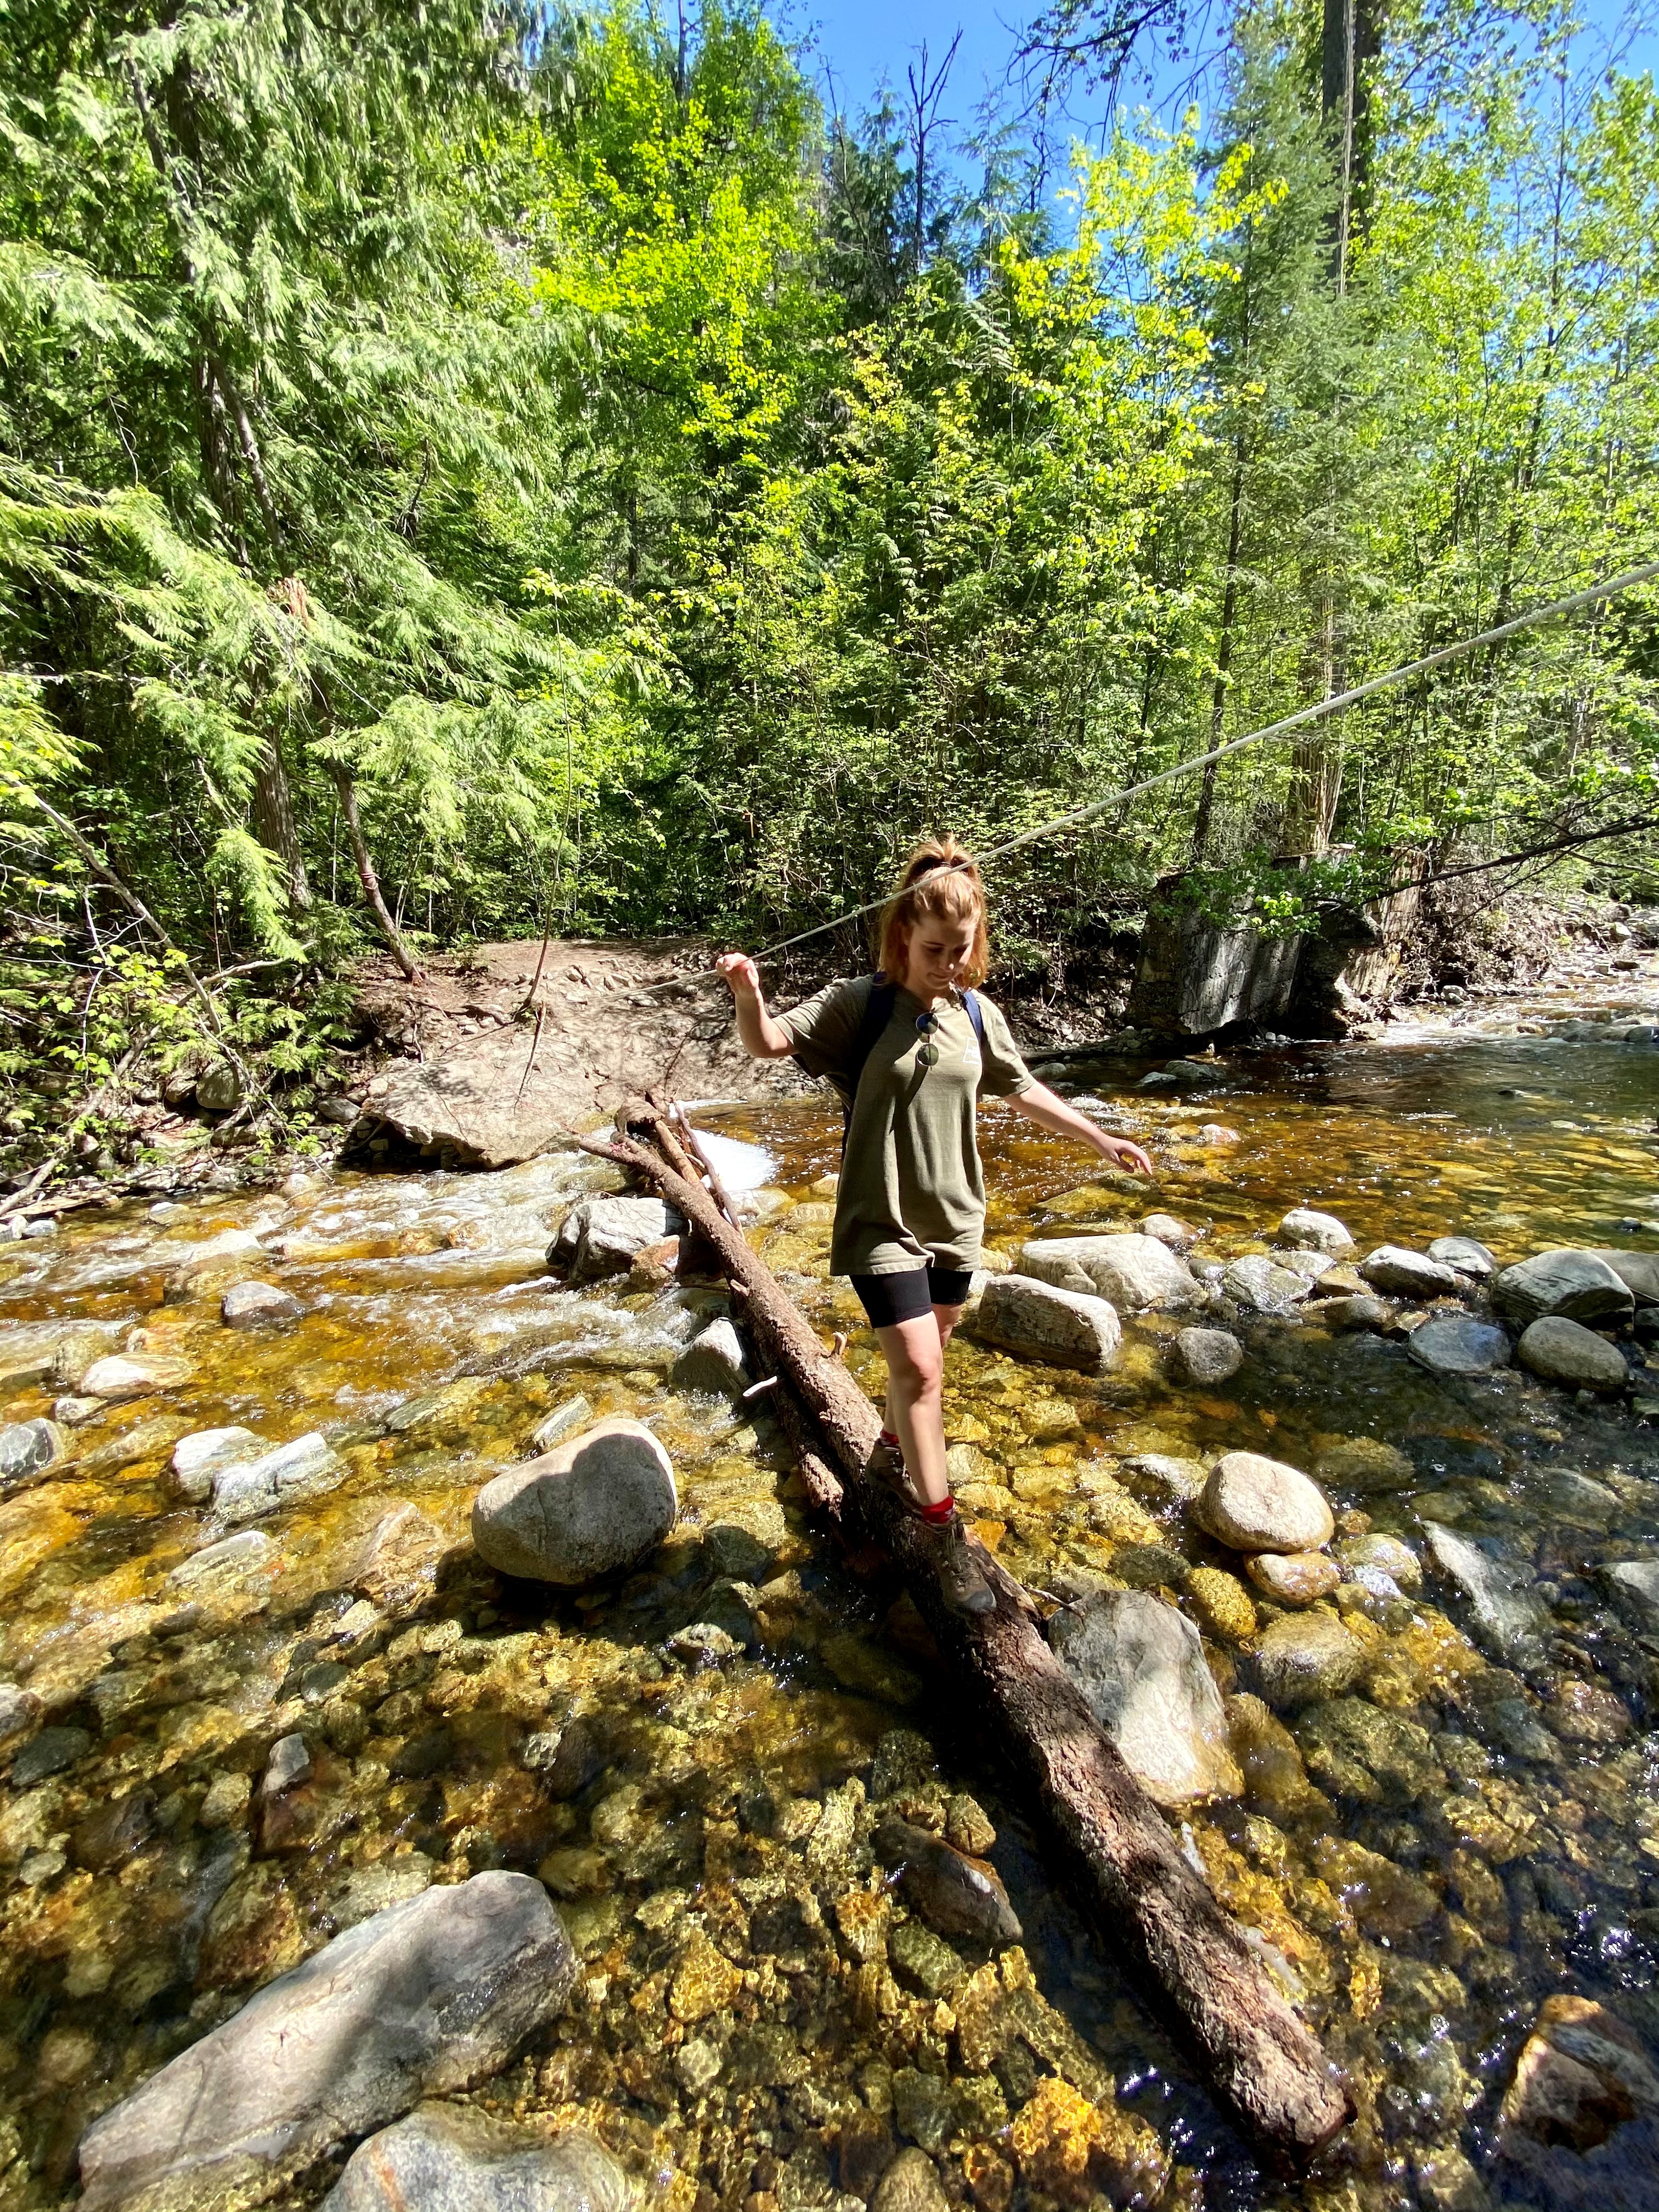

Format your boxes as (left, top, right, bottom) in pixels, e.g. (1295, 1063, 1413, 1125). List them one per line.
(878, 1301, 968, 1508)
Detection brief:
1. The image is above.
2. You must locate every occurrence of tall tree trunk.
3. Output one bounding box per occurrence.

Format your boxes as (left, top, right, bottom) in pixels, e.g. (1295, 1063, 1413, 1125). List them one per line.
(1193, 433, 1247, 862)
(251, 736, 312, 913)
(331, 766, 423, 980)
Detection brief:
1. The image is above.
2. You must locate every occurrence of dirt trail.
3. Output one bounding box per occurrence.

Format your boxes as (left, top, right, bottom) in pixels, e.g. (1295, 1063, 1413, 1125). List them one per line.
(351, 938, 817, 1167)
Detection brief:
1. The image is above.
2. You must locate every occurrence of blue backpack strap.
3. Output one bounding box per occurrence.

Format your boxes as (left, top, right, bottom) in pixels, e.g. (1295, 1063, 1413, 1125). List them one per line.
(961, 988, 986, 1052)
(840, 976, 898, 1150)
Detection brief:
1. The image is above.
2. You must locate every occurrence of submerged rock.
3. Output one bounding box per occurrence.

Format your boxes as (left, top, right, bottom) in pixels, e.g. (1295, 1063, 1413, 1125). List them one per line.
(1497, 1993, 1659, 2172)
(1407, 1313, 1511, 1376)
(1122, 1451, 1206, 1504)
(872, 2148, 950, 2212)
(1195, 1451, 1335, 1554)
(472, 1416, 676, 1584)
(323, 2111, 634, 2212)
(1245, 1550, 1340, 1606)
(1018, 1233, 1200, 1312)
(1051, 1589, 1242, 1805)
(528, 1396, 594, 1454)
(1492, 1248, 1635, 1328)
(221, 1280, 303, 1328)
(0, 1417, 65, 1492)
(1317, 1294, 1391, 1333)
(1167, 1327, 1243, 1385)
(1605, 1561, 1659, 1632)
(80, 1353, 193, 1402)
(969, 1275, 1122, 1370)
(1248, 1613, 1363, 1708)
(1184, 1566, 1256, 1643)
(1336, 1532, 1422, 1593)
(1358, 1246, 1461, 1299)
(1516, 1316, 1629, 1391)
(1424, 1522, 1549, 1668)
(873, 1815, 1022, 1944)
(213, 1432, 347, 1524)
(1279, 1207, 1355, 1255)
(1295, 1697, 1443, 1804)
(77, 1872, 575, 2212)
(1221, 1255, 1313, 1312)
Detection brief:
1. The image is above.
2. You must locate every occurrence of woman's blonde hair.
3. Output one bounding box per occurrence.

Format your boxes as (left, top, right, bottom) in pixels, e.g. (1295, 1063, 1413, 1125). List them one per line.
(876, 837, 990, 987)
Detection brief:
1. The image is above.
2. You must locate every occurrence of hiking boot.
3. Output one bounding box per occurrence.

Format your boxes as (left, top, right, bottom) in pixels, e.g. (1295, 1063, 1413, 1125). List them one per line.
(867, 1434, 926, 1517)
(926, 1510, 996, 1617)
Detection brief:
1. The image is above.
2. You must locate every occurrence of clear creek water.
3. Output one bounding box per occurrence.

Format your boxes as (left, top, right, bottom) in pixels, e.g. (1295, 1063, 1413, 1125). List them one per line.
(1, 987, 1657, 2211)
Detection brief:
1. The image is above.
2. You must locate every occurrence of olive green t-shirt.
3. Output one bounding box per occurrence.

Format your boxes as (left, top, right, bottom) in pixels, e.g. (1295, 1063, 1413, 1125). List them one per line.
(775, 977, 1035, 1276)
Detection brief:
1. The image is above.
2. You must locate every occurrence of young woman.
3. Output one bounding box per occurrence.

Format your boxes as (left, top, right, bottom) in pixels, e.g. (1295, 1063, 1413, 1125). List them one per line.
(718, 839, 1152, 1616)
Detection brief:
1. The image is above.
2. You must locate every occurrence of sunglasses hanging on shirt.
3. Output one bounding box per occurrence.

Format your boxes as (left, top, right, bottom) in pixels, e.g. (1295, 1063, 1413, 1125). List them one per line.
(915, 1010, 940, 1067)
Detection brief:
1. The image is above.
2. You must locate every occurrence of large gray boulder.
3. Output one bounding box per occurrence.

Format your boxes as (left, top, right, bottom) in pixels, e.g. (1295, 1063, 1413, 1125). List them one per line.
(1019, 1233, 1200, 1311)
(322, 2112, 635, 2212)
(472, 1417, 676, 1584)
(1051, 1590, 1241, 1806)
(1424, 1522, 1549, 1668)
(553, 1197, 687, 1283)
(1407, 1315, 1511, 1378)
(1516, 1316, 1629, 1391)
(1358, 1246, 1460, 1299)
(968, 1275, 1122, 1370)
(1195, 1451, 1334, 1554)
(1492, 1248, 1634, 1327)
(1586, 1250, 1659, 1305)
(213, 1432, 347, 1524)
(77, 1873, 575, 2212)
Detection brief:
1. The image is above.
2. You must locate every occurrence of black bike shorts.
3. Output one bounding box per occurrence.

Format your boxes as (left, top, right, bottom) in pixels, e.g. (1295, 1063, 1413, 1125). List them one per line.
(850, 1264, 975, 1328)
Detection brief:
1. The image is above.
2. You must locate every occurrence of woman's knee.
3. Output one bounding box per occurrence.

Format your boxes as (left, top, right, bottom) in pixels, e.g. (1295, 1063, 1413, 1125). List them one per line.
(884, 1327, 943, 1395)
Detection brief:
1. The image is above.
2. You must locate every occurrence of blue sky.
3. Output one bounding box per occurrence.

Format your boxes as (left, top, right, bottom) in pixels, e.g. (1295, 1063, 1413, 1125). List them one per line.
(769, 0, 1658, 134)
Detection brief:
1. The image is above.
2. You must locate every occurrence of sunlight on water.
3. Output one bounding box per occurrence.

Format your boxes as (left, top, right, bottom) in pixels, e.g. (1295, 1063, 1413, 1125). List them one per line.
(0, 1001, 1655, 2209)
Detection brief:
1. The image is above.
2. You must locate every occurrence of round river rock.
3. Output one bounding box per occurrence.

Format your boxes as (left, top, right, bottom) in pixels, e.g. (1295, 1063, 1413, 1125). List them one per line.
(1516, 1316, 1629, 1392)
(1195, 1451, 1335, 1554)
(472, 1415, 678, 1584)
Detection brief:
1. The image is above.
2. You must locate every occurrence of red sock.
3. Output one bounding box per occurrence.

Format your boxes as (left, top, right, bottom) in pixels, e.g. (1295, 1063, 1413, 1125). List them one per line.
(921, 1497, 955, 1527)
(879, 1428, 901, 1448)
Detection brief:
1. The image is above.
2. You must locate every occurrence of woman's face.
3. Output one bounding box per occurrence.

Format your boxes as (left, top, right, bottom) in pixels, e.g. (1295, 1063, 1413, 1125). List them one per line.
(901, 915, 978, 999)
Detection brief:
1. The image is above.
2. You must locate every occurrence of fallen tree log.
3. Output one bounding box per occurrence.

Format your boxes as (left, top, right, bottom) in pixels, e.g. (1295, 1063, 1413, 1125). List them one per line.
(583, 1099, 1352, 2172)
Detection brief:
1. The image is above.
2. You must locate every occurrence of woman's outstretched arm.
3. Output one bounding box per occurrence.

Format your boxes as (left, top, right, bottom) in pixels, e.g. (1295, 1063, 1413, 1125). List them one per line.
(716, 953, 797, 1059)
(1009, 1081, 1154, 1174)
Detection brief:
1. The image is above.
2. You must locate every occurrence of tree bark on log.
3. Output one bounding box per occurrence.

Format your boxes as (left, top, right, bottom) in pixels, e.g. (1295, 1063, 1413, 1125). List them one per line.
(586, 1099, 1352, 2174)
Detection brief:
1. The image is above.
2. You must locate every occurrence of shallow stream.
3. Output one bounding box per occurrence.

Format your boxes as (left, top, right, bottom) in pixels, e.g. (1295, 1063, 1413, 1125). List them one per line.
(2, 984, 1658, 2211)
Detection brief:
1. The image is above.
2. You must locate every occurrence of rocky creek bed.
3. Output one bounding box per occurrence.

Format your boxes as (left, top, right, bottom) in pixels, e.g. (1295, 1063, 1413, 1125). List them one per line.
(1, 994, 1658, 2212)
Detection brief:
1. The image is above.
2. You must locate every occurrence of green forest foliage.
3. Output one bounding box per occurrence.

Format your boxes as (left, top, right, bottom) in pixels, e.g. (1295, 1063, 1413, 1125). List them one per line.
(1, 0, 1656, 1141)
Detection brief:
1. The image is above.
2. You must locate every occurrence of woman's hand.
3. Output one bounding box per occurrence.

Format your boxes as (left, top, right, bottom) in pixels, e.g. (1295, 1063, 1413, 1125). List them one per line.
(1010, 1082, 1155, 1172)
(716, 951, 762, 997)
(716, 954, 795, 1059)
(1097, 1132, 1154, 1175)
